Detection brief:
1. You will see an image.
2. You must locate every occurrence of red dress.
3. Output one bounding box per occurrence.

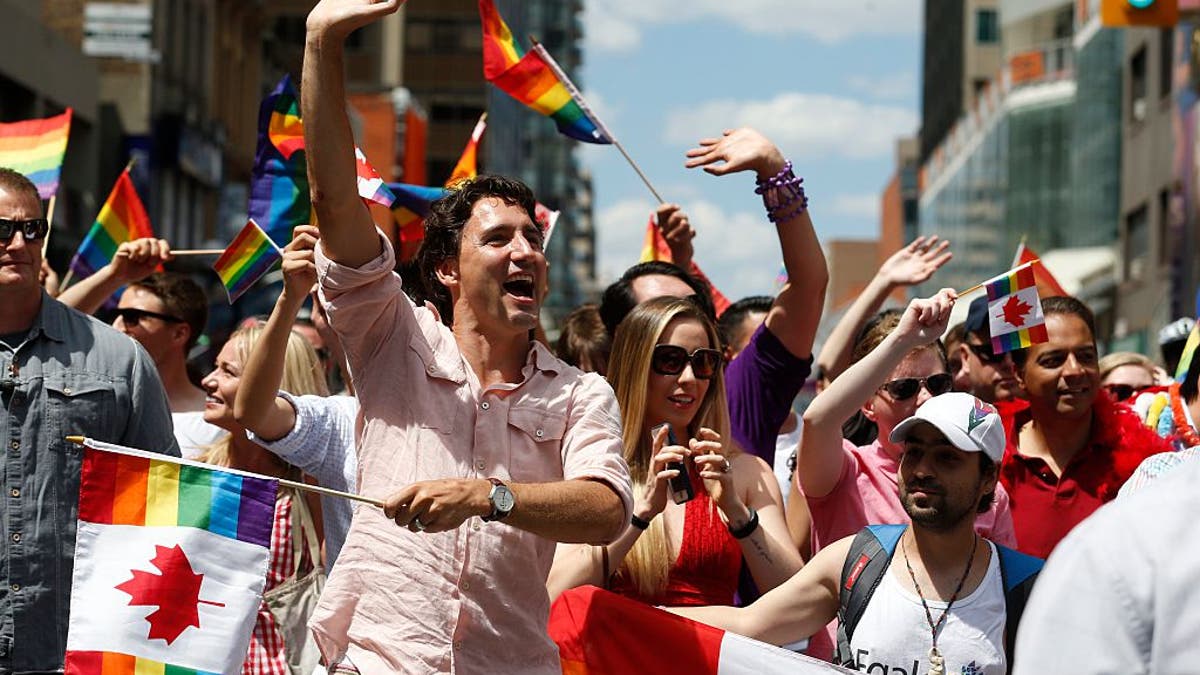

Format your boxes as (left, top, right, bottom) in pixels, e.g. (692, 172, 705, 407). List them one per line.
(610, 488, 743, 607)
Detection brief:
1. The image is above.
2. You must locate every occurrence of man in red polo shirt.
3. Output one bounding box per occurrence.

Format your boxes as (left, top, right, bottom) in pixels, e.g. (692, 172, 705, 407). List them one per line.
(999, 296, 1169, 558)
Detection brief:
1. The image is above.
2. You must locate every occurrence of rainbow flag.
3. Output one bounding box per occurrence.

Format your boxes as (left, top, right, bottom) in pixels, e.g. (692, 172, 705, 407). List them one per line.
(447, 112, 487, 186)
(0, 109, 72, 200)
(355, 146, 395, 207)
(479, 0, 612, 144)
(249, 75, 311, 247)
(212, 220, 282, 303)
(69, 168, 155, 279)
(388, 182, 450, 248)
(984, 261, 1048, 353)
(65, 440, 276, 674)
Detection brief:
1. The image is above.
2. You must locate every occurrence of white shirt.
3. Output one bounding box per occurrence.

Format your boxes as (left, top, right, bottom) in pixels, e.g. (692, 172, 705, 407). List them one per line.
(773, 423, 802, 504)
(172, 410, 227, 459)
(1014, 458, 1200, 674)
(851, 540, 1006, 675)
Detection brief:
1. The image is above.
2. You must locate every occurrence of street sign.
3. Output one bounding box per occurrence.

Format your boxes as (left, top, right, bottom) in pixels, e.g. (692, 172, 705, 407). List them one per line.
(1101, 0, 1179, 26)
(82, 2, 159, 63)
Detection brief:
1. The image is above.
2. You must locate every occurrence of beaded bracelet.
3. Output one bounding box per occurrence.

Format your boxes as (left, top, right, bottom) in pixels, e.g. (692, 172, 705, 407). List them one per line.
(754, 160, 809, 223)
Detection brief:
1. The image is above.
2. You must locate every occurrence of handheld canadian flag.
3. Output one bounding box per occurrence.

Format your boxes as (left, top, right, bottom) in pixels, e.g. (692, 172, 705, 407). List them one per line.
(982, 261, 1048, 354)
(354, 146, 396, 208)
(65, 440, 276, 675)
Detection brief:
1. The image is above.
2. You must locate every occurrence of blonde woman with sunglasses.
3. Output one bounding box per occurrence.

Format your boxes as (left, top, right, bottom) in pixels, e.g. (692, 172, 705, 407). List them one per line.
(793, 289, 1017, 660)
(548, 297, 802, 606)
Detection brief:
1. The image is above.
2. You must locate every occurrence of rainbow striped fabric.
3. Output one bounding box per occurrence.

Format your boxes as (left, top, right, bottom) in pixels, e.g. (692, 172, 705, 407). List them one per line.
(479, 0, 611, 144)
(69, 168, 155, 279)
(65, 441, 276, 674)
(448, 113, 487, 186)
(250, 75, 311, 247)
(984, 262, 1048, 353)
(212, 219, 282, 303)
(388, 182, 450, 250)
(0, 109, 72, 200)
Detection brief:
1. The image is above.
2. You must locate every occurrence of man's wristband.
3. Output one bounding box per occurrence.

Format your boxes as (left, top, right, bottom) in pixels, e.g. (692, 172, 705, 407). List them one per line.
(630, 514, 652, 531)
(728, 508, 759, 539)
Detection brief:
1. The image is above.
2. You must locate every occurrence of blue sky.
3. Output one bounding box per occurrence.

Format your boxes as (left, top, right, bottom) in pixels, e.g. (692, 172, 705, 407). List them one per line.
(576, 1, 923, 300)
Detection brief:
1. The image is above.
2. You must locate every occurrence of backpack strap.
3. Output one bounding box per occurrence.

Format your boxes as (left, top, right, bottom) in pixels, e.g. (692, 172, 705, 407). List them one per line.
(835, 524, 906, 667)
(995, 544, 1044, 674)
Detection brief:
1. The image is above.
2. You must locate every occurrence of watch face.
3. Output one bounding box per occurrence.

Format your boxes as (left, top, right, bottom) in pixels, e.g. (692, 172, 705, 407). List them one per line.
(495, 486, 515, 512)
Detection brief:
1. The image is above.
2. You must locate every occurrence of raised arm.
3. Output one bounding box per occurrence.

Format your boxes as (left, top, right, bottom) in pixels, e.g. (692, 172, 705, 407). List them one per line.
(685, 128, 827, 359)
(816, 236, 952, 380)
(668, 536, 850, 646)
(57, 238, 172, 313)
(234, 225, 320, 441)
(303, 0, 400, 266)
(798, 289, 956, 498)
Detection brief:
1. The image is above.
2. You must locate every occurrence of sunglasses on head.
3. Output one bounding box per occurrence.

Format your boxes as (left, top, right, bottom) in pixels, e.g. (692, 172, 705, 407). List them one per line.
(0, 218, 49, 242)
(650, 344, 723, 380)
(967, 342, 1009, 365)
(879, 372, 954, 401)
(116, 307, 184, 326)
(1103, 383, 1148, 402)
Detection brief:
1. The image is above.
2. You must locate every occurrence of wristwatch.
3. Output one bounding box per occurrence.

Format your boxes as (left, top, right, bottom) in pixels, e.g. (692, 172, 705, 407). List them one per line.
(483, 477, 515, 522)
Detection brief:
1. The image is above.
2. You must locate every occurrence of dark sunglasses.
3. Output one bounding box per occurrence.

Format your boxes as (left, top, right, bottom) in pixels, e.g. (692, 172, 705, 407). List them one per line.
(0, 218, 49, 242)
(879, 372, 954, 401)
(116, 307, 184, 326)
(650, 344, 723, 380)
(967, 342, 1009, 365)
(1103, 383, 1148, 402)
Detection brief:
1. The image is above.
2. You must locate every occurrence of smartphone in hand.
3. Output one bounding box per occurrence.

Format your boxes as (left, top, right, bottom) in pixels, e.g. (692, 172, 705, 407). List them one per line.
(652, 423, 694, 504)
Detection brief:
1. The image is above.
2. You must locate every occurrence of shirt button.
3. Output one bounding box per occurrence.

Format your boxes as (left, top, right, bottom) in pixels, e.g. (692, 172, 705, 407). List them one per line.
(480, 401, 490, 411)
(9, 441, 18, 450)
(535, 428, 544, 438)
(9, 584, 18, 592)
(475, 459, 485, 471)
(427, 365, 435, 374)
(472, 521, 481, 531)
(11, 533, 20, 543)
(460, 580, 471, 591)
(63, 387, 72, 395)
(454, 640, 464, 651)
(9, 488, 18, 498)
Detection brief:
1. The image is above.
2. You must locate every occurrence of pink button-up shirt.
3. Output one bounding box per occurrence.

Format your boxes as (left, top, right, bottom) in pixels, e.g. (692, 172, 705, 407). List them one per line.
(311, 236, 632, 674)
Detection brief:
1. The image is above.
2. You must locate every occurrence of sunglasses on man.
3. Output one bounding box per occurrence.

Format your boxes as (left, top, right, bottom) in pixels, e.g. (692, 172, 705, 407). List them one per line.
(115, 307, 185, 326)
(879, 372, 954, 401)
(650, 344, 723, 380)
(966, 342, 1011, 366)
(0, 218, 49, 242)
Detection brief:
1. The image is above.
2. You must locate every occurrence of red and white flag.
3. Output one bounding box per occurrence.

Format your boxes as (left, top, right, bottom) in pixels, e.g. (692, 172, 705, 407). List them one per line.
(550, 586, 853, 674)
(354, 146, 396, 208)
(639, 216, 733, 316)
(1011, 240, 1067, 298)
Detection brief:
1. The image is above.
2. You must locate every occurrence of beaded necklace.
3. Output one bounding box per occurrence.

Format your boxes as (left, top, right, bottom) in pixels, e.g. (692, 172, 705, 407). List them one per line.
(1169, 384, 1200, 449)
(900, 532, 979, 675)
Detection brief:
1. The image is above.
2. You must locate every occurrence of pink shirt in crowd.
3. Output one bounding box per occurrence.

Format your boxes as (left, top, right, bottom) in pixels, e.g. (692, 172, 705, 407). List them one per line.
(310, 236, 633, 674)
(801, 438, 1018, 661)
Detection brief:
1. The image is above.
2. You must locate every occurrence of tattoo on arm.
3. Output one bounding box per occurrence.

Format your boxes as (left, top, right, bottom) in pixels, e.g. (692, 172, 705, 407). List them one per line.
(749, 535, 773, 565)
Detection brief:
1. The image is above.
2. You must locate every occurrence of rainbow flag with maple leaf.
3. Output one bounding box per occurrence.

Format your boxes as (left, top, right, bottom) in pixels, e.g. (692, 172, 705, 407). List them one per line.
(983, 261, 1048, 354)
(65, 440, 276, 675)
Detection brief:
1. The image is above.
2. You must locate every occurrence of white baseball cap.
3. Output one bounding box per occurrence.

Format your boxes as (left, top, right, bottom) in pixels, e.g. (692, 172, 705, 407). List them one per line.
(888, 392, 1006, 462)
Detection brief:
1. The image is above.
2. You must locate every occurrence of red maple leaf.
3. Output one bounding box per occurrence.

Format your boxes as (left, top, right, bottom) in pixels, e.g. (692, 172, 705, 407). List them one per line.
(999, 294, 1033, 328)
(115, 544, 224, 645)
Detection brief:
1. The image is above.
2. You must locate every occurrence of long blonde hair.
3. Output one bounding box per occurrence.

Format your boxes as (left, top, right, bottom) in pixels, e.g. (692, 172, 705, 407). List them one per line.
(606, 296, 732, 597)
(200, 323, 330, 469)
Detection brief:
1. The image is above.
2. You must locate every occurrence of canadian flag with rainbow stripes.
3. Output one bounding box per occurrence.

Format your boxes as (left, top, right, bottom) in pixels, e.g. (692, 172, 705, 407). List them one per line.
(984, 261, 1048, 354)
(64, 440, 277, 675)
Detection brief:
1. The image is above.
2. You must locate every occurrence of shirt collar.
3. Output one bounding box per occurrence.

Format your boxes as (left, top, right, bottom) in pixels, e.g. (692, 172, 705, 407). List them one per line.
(527, 340, 561, 376)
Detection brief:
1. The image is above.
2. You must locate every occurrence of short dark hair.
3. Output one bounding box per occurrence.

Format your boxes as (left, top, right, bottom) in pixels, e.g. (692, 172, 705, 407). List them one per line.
(555, 303, 610, 375)
(0, 168, 41, 209)
(599, 261, 716, 337)
(414, 175, 538, 324)
(717, 295, 772, 348)
(977, 454, 997, 513)
(1012, 296, 1097, 371)
(132, 273, 208, 351)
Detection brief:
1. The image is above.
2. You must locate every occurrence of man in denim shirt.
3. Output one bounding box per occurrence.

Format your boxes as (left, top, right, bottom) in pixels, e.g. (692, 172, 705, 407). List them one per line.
(0, 168, 178, 671)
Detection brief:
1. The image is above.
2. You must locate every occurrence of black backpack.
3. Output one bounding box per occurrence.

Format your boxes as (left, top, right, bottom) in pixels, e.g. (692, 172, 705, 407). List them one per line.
(834, 524, 1043, 674)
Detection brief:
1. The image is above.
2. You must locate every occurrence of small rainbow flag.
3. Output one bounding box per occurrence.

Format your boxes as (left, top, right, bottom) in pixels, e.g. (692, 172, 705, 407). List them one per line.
(984, 261, 1048, 353)
(212, 219, 282, 303)
(250, 75, 311, 246)
(65, 440, 275, 674)
(479, 0, 611, 144)
(69, 168, 155, 280)
(447, 112, 487, 186)
(355, 146, 395, 207)
(0, 109, 73, 200)
(1175, 320, 1199, 382)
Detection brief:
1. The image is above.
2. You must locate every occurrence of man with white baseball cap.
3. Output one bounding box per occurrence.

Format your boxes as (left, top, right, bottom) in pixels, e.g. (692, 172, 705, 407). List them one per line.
(672, 392, 1042, 675)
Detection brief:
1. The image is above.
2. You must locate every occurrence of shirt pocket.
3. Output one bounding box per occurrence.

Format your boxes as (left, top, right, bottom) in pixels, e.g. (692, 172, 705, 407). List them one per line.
(45, 376, 120, 451)
(506, 405, 567, 482)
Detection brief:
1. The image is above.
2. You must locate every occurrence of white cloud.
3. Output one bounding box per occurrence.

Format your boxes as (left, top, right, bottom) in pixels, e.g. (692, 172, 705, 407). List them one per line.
(664, 92, 918, 160)
(847, 72, 917, 101)
(595, 197, 783, 300)
(584, 0, 920, 53)
(827, 193, 881, 221)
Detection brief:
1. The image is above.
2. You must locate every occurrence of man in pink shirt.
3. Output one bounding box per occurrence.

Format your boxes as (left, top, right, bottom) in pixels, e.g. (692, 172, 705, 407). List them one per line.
(303, 2, 632, 672)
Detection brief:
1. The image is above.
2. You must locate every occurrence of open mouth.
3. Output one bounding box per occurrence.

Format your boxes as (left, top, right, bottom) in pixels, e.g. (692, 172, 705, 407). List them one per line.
(503, 275, 535, 300)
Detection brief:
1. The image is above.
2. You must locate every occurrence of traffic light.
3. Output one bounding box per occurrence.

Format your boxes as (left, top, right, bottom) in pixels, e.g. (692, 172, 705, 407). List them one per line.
(1101, 0, 1179, 27)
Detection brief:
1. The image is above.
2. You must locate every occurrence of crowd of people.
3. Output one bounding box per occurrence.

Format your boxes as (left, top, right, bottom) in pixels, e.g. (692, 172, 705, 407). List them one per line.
(3, 1, 1200, 674)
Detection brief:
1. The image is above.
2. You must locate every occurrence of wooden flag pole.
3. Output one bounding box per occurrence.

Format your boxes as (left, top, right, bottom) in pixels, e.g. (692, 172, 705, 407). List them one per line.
(65, 436, 386, 507)
(957, 259, 1039, 298)
(42, 195, 57, 256)
(171, 249, 226, 256)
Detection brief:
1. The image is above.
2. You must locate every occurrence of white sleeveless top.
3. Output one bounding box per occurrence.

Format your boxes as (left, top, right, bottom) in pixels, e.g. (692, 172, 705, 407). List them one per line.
(850, 540, 1006, 675)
